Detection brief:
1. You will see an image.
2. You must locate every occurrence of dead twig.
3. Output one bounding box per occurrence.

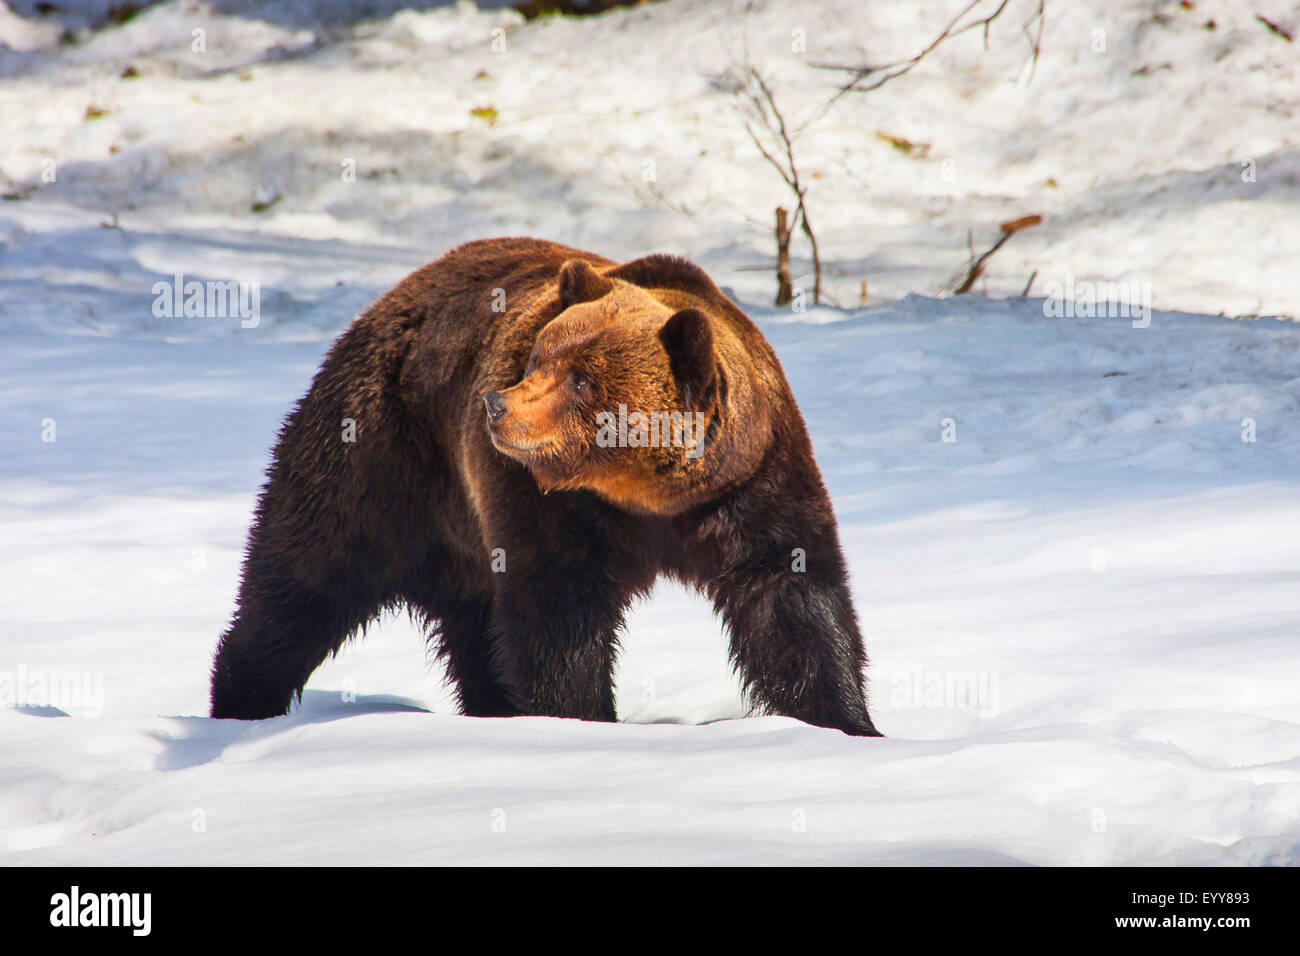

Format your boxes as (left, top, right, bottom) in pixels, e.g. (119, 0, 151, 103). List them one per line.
(952, 214, 1041, 294)
(636, 178, 703, 217)
(734, 67, 823, 304)
(1256, 15, 1294, 42)
(807, 0, 1045, 126)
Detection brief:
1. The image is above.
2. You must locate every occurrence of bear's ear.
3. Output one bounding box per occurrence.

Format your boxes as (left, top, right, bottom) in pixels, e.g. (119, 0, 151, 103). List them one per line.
(558, 259, 614, 307)
(659, 308, 717, 409)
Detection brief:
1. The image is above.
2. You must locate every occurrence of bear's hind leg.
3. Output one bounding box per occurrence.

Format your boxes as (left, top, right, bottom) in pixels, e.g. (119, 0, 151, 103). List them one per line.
(210, 557, 390, 719)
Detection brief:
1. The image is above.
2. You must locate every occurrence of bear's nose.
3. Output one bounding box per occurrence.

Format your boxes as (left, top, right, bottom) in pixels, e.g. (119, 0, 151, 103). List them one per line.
(483, 390, 507, 424)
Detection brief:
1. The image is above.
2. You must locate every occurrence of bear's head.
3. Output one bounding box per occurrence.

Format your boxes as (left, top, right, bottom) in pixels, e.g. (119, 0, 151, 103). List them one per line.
(484, 257, 773, 515)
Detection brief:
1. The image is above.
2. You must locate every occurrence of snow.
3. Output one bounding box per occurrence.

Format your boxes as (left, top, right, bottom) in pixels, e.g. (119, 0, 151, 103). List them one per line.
(2, 0, 1299, 865)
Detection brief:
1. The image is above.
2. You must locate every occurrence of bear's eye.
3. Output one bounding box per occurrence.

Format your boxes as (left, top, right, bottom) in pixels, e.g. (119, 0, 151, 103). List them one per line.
(569, 372, 591, 391)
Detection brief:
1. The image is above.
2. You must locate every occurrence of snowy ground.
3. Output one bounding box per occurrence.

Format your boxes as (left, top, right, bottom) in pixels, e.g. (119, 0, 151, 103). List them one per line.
(2, 0, 1299, 865)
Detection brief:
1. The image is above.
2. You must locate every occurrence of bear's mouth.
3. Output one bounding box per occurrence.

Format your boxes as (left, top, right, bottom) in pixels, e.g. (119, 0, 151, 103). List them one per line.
(488, 431, 557, 457)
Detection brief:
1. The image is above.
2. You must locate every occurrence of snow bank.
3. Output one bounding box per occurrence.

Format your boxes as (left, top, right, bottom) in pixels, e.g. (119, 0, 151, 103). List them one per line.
(3, 291, 1298, 865)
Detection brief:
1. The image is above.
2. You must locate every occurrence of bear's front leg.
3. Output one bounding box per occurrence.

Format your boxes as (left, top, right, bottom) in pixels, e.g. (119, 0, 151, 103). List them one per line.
(488, 558, 626, 723)
(708, 528, 881, 738)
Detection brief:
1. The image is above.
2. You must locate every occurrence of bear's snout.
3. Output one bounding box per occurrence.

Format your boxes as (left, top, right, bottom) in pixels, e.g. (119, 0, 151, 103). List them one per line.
(483, 390, 507, 424)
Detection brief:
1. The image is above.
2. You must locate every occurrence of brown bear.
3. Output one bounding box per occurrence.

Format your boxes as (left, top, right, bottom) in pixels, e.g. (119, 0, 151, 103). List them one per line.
(210, 238, 881, 736)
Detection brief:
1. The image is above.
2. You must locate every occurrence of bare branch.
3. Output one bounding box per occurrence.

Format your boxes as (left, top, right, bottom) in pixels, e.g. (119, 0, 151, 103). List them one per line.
(951, 214, 1041, 295)
(807, 0, 1044, 126)
(636, 178, 702, 217)
(722, 3, 1046, 305)
(742, 121, 795, 189)
(732, 65, 823, 303)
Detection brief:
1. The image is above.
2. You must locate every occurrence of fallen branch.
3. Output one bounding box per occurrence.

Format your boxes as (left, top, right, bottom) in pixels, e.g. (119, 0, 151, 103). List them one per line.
(952, 214, 1041, 295)
(1256, 15, 1294, 42)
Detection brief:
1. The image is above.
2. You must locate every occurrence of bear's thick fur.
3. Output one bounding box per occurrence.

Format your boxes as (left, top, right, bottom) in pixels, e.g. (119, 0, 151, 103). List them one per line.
(210, 238, 880, 736)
